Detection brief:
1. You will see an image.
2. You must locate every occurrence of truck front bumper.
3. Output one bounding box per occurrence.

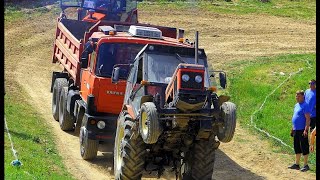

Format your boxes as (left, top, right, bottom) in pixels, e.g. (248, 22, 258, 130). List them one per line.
(83, 113, 117, 141)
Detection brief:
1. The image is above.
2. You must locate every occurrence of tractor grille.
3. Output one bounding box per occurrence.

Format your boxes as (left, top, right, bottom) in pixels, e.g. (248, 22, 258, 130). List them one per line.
(181, 72, 203, 90)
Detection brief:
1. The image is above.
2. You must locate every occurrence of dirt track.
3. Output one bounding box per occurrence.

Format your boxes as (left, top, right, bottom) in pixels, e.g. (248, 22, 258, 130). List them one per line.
(5, 4, 316, 180)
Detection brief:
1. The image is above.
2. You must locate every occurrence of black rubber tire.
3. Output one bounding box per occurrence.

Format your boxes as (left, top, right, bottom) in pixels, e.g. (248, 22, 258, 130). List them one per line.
(114, 112, 146, 180)
(217, 102, 237, 143)
(52, 78, 68, 121)
(139, 102, 162, 144)
(181, 137, 217, 180)
(79, 116, 98, 160)
(59, 87, 74, 131)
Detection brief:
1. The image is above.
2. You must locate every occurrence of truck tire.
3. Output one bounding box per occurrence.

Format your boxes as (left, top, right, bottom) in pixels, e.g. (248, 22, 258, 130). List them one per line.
(114, 112, 146, 180)
(181, 137, 216, 180)
(217, 102, 236, 143)
(79, 120, 98, 160)
(52, 78, 68, 121)
(59, 87, 74, 131)
(139, 102, 162, 144)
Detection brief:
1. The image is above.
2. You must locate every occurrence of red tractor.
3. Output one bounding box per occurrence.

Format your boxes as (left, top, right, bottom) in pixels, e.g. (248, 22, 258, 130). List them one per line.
(112, 37, 237, 179)
(59, 0, 141, 23)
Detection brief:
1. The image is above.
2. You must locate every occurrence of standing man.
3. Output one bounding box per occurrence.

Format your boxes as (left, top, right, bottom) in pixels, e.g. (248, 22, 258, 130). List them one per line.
(304, 79, 316, 132)
(288, 90, 311, 172)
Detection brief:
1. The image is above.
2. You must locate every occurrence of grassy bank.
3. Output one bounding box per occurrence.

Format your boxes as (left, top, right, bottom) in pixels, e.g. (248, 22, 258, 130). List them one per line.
(140, 0, 315, 21)
(227, 53, 316, 170)
(4, 81, 75, 179)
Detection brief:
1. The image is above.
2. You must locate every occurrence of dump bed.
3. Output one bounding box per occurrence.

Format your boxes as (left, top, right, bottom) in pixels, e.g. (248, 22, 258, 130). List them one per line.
(52, 18, 96, 86)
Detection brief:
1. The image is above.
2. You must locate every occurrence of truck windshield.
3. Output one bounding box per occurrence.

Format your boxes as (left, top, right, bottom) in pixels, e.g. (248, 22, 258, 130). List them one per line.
(147, 53, 209, 86)
(96, 43, 144, 78)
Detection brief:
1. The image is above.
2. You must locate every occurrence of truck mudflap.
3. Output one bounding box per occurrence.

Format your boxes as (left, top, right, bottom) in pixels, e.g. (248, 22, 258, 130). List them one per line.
(82, 113, 117, 141)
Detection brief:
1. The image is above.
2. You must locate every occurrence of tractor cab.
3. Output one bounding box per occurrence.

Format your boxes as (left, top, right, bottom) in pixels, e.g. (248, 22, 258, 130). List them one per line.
(113, 44, 212, 116)
(59, 0, 140, 23)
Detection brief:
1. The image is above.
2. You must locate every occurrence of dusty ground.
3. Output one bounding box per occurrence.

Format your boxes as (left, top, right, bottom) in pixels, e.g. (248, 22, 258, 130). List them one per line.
(5, 4, 316, 180)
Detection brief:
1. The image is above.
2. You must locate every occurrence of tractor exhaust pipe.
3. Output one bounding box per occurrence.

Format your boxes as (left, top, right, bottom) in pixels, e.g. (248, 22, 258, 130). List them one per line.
(195, 31, 199, 64)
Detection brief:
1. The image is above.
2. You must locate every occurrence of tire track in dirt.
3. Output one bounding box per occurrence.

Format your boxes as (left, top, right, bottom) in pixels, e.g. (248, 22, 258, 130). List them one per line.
(5, 5, 316, 179)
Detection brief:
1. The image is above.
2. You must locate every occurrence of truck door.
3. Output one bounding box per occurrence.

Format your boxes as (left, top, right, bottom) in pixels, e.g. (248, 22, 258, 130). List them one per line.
(80, 51, 97, 102)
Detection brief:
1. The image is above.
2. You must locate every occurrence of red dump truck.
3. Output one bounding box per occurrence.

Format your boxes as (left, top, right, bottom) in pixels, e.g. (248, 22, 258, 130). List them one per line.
(50, 15, 192, 159)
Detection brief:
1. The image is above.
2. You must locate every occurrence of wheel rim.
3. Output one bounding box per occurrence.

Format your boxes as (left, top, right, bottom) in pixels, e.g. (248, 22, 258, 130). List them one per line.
(116, 122, 124, 171)
(141, 111, 148, 136)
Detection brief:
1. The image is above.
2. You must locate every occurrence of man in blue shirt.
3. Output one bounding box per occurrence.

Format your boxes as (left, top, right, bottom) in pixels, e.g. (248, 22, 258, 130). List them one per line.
(288, 90, 311, 172)
(304, 79, 316, 131)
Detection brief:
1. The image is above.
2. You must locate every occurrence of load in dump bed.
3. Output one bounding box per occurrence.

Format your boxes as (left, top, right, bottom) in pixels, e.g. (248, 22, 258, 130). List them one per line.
(50, 14, 196, 161)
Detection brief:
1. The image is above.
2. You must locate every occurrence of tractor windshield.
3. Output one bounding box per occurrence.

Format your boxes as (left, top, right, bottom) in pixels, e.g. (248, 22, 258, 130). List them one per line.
(96, 43, 144, 79)
(83, 0, 137, 13)
(146, 53, 210, 87)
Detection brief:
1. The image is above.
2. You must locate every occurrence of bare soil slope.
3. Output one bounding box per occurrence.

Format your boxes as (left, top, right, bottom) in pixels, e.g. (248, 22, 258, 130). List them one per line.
(5, 5, 315, 180)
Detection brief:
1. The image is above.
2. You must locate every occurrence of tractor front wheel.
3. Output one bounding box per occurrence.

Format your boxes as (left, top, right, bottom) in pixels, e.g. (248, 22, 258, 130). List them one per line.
(139, 102, 162, 144)
(217, 102, 236, 143)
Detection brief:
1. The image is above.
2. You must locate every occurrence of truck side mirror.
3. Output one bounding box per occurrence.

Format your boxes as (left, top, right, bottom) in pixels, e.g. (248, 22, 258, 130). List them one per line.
(219, 72, 227, 89)
(112, 67, 120, 83)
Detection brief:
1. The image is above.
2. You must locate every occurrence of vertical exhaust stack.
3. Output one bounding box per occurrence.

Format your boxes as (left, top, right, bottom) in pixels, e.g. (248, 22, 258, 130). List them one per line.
(195, 31, 199, 64)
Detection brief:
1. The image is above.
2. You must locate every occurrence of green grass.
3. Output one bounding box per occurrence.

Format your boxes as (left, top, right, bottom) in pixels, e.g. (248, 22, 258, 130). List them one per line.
(139, 0, 316, 21)
(4, 84, 75, 179)
(5, 1, 60, 23)
(227, 53, 316, 170)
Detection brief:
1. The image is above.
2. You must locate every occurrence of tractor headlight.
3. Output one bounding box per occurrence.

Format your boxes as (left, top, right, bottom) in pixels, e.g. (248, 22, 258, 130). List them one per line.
(182, 74, 190, 82)
(195, 75, 202, 83)
(97, 121, 106, 129)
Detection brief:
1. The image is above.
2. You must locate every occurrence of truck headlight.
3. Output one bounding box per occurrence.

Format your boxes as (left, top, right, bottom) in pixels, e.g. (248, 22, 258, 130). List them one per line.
(182, 74, 190, 82)
(195, 75, 202, 83)
(97, 121, 106, 129)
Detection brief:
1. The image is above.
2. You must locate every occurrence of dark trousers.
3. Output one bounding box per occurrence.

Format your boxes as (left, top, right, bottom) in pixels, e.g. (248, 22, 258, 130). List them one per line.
(310, 117, 316, 132)
(293, 130, 309, 155)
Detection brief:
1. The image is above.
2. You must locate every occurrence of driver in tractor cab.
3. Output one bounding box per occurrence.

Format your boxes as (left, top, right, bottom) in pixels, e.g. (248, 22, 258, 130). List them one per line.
(83, 0, 122, 21)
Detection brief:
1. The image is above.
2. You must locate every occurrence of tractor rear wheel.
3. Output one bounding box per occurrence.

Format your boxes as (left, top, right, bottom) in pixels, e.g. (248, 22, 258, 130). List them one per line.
(52, 78, 68, 121)
(79, 117, 98, 160)
(217, 102, 236, 143)
(180, 137, 217, 180)
(59, 87, 74, 131)
(139, 102, 162, 144)
(114, 112, 146, 180)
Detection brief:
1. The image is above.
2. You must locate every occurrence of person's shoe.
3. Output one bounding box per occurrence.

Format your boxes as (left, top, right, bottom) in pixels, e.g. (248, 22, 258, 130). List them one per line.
(288, 164, 300, 170)
(300, 165, 310, 172)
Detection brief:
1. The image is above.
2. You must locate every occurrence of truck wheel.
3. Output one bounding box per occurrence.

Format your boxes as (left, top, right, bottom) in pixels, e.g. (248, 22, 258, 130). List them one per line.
(59, 87, 74, 131)
(217, 102, 236, 143)
(139, 102, 162, 144)
(181, 137, 216, 180)
(52, 78, 68, 121)
(114, 112, 146, 180)
(79, 121, 98, 160)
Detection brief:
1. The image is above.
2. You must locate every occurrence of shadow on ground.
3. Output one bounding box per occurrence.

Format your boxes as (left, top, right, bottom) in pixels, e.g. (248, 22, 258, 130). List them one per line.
(76, 145, 265, 179)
